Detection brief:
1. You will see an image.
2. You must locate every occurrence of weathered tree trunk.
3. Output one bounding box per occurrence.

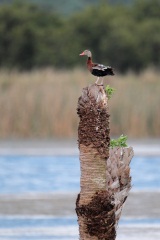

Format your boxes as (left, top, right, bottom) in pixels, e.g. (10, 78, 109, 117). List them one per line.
(76, 84, 134, 240)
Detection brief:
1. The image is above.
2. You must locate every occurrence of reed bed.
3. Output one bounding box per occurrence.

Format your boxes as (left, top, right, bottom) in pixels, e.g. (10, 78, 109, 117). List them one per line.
(0, 68, 159, 138)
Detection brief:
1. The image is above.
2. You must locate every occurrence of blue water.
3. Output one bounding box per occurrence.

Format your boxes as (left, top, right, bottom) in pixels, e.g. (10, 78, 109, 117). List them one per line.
(1, 216, 160, 228)
(0, 155, 160, 193)
(0, 216, 160, 240)
(0, 155, 160, 239)
(0, 155, 79, 193)
(0, 217, 76, 228)
(131, 156, 160, 189)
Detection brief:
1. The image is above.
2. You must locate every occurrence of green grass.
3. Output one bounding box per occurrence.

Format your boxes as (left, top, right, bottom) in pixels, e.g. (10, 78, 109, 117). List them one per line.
(0, 68, 159, 138)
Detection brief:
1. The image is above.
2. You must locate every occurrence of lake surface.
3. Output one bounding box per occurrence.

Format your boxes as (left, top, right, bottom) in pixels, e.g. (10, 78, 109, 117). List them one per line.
(0, 155, 160, 193)
(0, 216, 160, 240)
(0, 154, 160, 239)
(0, 156, 160, 194)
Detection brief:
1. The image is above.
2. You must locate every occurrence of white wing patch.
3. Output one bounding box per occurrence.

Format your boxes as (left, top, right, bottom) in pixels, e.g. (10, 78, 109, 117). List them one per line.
(93, 64, 110, 71)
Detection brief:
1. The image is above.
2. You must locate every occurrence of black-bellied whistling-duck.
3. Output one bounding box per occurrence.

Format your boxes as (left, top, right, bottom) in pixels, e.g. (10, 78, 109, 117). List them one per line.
(79, 49, 114, 85)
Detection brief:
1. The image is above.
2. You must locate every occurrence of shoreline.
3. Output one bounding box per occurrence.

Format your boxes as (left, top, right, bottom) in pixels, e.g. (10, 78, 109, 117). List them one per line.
(0, 139, 159, 156)
(0, 191, 160, 217)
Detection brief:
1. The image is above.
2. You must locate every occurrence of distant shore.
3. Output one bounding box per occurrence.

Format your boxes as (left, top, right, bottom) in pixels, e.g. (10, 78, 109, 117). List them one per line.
(0, 191, 160, 217)
(0, 139, 159, 156)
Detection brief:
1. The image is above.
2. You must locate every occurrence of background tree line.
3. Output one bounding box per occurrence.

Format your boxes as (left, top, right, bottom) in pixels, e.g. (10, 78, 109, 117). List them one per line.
(0, 0, 137, 15)
(0, 0, 159, 72)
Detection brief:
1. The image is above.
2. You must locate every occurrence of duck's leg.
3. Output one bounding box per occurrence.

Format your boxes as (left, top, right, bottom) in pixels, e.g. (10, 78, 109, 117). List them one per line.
(100, 77, 104, 85)
(95, 77, 100, 85)
(95, 77, 103, 86)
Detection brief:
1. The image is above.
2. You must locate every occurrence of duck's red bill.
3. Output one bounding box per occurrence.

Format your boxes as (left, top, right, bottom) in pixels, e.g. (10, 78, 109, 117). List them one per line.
(79, 52, 85, 56)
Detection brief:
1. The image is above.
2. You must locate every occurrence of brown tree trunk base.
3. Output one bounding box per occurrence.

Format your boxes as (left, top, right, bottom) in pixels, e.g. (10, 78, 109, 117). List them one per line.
(76, 190, 115, 240)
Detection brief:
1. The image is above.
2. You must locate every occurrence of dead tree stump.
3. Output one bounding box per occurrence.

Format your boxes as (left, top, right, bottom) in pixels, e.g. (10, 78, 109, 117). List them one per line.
(76, 84, 134, 240)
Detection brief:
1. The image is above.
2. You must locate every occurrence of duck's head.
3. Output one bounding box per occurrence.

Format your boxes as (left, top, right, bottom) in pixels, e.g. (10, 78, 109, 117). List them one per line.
(79, 49, 92, 57)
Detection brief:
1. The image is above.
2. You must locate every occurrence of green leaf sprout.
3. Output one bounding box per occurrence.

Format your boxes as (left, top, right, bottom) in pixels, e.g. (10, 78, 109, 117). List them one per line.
(110, 134, 128, 148)
(105, 85, 116, 100)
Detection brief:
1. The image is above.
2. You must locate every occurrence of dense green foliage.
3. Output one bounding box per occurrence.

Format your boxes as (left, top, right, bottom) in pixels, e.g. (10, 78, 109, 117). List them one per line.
(0, 0, 159, 71)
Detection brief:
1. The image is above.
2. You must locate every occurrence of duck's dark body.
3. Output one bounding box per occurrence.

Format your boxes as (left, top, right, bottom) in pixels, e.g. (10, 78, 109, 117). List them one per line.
(91, 67, 114, 76)
(80, 50, 114, 84)
(87, 57, 114, 77)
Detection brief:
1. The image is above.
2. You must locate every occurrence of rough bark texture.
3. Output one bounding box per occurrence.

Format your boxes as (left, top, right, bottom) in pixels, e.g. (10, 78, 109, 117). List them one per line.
(108, 147, 134, 227)
(77, 84, 110, 159)
(76, 84, 134, 240)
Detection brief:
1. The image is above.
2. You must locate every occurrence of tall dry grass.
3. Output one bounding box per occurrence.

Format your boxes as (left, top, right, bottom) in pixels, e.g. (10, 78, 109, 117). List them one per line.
(0, 68, 159, 139)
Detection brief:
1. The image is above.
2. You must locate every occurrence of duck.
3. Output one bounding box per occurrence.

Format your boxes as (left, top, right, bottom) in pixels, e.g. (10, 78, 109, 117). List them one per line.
(79, 49, 114, 85)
